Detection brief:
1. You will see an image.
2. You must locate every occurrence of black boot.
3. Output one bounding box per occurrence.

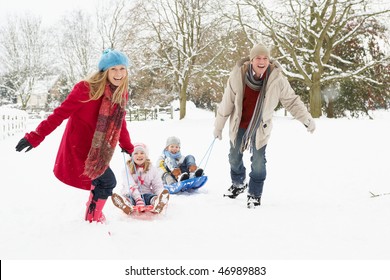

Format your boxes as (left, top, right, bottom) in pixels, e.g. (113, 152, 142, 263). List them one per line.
(178, 172, 190, 182)
(194, 168, 204, 177)
(223, 182, 248, 199)
(247, 195, 261, 208)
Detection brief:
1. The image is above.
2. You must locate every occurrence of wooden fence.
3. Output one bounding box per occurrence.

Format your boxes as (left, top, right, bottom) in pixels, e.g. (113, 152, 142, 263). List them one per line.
(0, 108, 28, 140)
(126, 106, 173, 121)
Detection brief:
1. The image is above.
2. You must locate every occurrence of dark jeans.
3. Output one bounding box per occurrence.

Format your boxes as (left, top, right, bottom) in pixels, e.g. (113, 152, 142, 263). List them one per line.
(91, 167, 116, 200)
(229, 128, 267, 198)
(165, 155, 196, 173)
(180, 155, 196, 173)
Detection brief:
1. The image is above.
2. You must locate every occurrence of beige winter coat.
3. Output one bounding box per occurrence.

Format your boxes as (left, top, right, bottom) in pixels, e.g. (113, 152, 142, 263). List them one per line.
(214, 58, 312, 149)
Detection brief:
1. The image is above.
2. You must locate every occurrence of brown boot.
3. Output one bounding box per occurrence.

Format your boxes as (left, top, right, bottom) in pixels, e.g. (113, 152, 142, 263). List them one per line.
(111, 193, 133, 215)
(171, 168, 181, 179)
(189, 165, 197, 173)
(152, 189, 170, 214)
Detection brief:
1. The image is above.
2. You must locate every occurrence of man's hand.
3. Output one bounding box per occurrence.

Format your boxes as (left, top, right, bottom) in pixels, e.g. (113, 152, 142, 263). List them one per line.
(304, 118, 316, 133)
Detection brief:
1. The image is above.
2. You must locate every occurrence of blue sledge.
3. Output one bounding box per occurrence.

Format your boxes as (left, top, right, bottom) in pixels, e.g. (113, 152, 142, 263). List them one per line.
(164, 176, 208, 194)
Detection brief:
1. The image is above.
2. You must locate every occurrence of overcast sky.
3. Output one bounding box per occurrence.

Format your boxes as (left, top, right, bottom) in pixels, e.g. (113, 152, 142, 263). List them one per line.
(1, 0, 389, 31)
(1, 0, 389, 25)
(0, 0, 97, 27)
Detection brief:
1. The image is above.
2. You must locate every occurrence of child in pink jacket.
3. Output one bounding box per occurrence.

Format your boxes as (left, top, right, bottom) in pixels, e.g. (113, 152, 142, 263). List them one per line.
(112, 143, 169, 214)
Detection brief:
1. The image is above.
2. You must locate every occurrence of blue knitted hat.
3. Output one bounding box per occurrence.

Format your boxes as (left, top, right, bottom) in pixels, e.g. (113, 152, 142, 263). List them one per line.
(98, 49, 129, 71)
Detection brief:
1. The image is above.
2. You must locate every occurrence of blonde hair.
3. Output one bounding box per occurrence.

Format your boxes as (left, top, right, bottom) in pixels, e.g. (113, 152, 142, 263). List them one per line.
(127, 159, 151, 174)
(85, 70, 129, 106)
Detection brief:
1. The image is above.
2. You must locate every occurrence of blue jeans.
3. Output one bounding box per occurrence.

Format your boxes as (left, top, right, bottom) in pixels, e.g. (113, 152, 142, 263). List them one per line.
(180, 155, 196, 173)
(166, 155, 196, 173)
(91, 167, 116, 200)
(229, 128, 267, 198)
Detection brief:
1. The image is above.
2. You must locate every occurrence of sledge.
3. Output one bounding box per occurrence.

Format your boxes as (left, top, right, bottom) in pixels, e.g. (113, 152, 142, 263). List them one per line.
(111, 193, 153, 214)
(164, 175, 208, 194)
(111, 190, 169, 218)
(130, 205, 159, 220)
(132, 205, 154, 213)
(122, 203, 167, 221)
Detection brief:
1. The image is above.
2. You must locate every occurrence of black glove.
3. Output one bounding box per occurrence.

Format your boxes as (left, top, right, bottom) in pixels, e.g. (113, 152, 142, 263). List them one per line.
(121, 148, 130, 155)
(15, 137, 33, 152)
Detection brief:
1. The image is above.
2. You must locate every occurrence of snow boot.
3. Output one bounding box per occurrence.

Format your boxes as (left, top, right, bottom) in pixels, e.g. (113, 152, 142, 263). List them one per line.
(247, 195, 261, 209)
(85, 191, 107, 223)
(178, 172, 190, 182)
(189, 164, 197, 173)
(163, 172, 177, 185)
(189, 165, 203, 177)
(194, 168, 204, 177)
(223, 182, 248, 199)
(152, 189, 170, 214)
(111, 193, 133, 215)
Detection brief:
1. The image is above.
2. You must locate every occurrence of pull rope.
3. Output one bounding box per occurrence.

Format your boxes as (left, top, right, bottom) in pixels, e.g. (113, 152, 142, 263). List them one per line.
(198, 138, 216, 172)
(131, 157, 147, 205)
(123, 152, 132, 190)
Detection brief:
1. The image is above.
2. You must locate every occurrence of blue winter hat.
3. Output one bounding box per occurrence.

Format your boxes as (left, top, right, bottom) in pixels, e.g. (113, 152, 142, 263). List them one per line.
(98, 48, 129, 71)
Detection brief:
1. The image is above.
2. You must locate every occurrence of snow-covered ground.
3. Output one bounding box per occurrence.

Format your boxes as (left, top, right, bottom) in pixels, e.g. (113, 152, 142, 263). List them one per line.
(1, 104, 390, 279)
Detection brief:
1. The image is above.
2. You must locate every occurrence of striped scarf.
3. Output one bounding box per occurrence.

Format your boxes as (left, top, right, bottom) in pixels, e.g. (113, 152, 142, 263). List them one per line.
(83, 85, 126, 179)
(240, 65, 271, 153)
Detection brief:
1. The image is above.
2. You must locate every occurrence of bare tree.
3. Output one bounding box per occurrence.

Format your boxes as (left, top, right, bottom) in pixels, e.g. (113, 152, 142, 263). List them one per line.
(137, 0, 225, 119)
(55, 10, 100, 86)
(234, 0, 390, 117)
(96, 0, 135, 51)
(0, 14, 50, 110)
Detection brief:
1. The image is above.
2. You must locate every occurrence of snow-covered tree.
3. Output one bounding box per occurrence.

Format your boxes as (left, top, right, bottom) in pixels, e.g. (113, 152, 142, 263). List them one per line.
(329, 17, 390, 118)
(136, 0, 226, 119)
(96, 0, 135, 51)
(55, 10, 100, 87)
(234, 0, 390, 117)
(0, 14, 51, 110)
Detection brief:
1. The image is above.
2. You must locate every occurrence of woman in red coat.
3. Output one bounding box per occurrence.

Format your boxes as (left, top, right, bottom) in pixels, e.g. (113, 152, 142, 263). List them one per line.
(15, 49, 134, 223)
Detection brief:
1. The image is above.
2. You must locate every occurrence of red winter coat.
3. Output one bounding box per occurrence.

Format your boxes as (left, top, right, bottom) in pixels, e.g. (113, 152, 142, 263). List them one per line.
(25, 81, 134, 190)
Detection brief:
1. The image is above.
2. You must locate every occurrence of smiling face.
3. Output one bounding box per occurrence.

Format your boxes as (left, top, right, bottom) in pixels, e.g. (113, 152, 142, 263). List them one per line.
(167, 144, 180, 154)
(251, 55, 270, 79)
(107, 65, 128, 86)
(132, 150, 146, 165)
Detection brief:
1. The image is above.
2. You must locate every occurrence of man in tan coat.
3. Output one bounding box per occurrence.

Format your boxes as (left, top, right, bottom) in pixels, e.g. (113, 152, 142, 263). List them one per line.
(214, 43, 315, 208)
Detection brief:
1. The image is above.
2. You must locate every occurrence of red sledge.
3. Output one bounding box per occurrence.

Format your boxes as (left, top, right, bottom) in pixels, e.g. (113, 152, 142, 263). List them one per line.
(111, 190, 169, 216)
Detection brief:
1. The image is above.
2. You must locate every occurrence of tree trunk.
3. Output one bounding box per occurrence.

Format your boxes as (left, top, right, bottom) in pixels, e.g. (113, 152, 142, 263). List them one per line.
(179, 72, 192, 120)
(326, 99, 335, 118)
(179, 85, 187, 120)
(309, 78, 322, 118)
(21, 94, 30, 111)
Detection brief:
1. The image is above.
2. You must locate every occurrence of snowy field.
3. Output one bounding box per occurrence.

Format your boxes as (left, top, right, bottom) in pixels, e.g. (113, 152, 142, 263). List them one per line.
(1, 104, 390, 279)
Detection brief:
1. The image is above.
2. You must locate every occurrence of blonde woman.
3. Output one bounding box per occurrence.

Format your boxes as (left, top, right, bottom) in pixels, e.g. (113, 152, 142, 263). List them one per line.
(15, 49, 134, 223)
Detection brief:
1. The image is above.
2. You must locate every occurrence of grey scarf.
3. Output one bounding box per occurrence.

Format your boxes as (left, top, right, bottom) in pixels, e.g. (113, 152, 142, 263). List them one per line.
(240, 64, 271, 153)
